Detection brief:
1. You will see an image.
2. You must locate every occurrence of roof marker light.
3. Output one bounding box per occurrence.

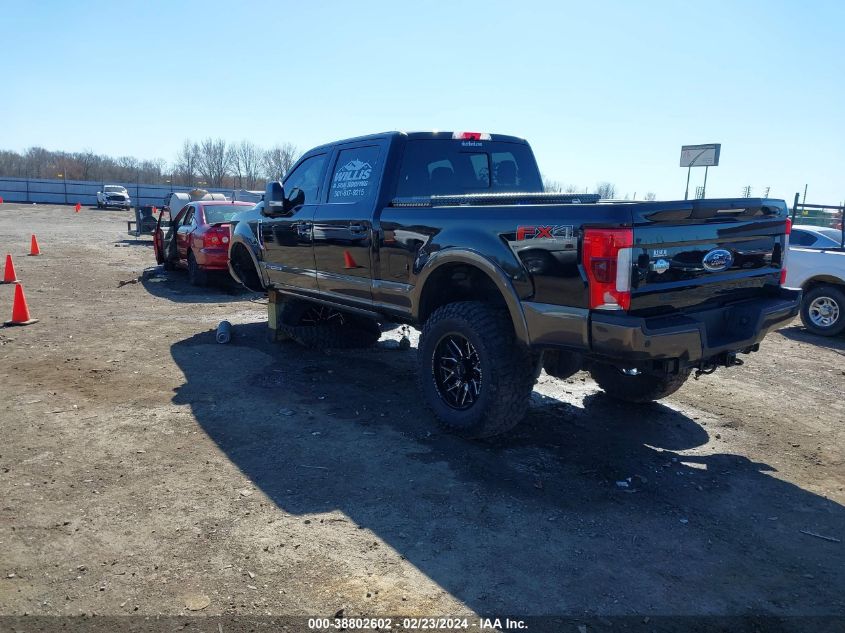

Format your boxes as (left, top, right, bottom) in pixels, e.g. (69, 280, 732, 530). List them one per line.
(453, 132, 491, 141)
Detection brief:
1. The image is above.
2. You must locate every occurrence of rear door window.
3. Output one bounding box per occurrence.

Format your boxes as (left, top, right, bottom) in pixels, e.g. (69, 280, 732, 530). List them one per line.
(328, 146, 381, 203)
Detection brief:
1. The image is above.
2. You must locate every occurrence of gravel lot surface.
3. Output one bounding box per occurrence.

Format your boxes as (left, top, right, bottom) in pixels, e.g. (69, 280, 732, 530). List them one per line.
(1, 204, 843, 621)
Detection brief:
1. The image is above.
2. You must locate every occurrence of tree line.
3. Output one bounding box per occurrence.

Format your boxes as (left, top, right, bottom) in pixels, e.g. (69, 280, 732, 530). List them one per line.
(0, 144, 657, 200)
(542, 175, 656, 201)
(0, 139, 299, 190)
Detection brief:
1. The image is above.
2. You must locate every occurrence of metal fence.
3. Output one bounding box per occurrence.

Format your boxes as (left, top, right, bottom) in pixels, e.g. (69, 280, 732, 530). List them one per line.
(791, 192, 845, 248)
(0, 176, 233, 209)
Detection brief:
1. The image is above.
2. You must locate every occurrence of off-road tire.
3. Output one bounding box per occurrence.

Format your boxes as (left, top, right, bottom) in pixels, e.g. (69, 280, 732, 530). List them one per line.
(187, 251, 207, 286)
(278, 299, 381, 349)
(800, 284, 845, 337)
(590, 363, 692, 403)
(418, 301, 535, 439)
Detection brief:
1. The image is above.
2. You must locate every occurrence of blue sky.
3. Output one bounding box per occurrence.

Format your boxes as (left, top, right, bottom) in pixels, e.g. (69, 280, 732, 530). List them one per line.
(2, 0, 843, 203)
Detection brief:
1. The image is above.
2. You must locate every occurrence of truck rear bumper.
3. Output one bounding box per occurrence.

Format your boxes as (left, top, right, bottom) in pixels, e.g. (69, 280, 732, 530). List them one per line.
(589, 287, 801, 365)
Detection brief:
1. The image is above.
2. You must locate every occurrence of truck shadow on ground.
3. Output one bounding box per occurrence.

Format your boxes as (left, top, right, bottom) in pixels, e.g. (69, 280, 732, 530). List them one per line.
(140, 266, 262, 304)
(171, 322, 845, 616)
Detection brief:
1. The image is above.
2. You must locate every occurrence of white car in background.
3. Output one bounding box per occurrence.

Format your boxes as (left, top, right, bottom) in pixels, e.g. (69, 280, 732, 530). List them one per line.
(786, 224, 845, 337)
(97, 185, 131, 210)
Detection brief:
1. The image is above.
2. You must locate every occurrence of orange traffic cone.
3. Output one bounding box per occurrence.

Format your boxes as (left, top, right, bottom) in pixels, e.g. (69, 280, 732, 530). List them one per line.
(1, 254, 19, 284)
(343, 250, 359, 269)
(5, 284, 38, 326)
(75, 202, 81, 213)
(29, 234, 41, 256)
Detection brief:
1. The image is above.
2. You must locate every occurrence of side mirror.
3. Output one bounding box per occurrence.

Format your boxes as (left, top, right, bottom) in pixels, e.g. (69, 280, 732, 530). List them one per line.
(262, 181, 285, 216)
(262, 182, 306, 216)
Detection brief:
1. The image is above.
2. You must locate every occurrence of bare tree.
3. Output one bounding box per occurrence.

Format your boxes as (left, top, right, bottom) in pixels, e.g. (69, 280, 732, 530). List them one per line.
(0, 145, 171, 184)
(644, 191, 657, 201)
(227, 145, 244, 188)
(594, 182, 617, 199)
(55, 152, 79, 180)
(542, 174, 563, 193)
(197, 138, 231, 188)
(262, 143, 298, 181)
(238, 140, 263, 189)
(116, 156, 139, 182)
(74, 150, 99, 181)
(21, 147, 50, 178)
(564, 184, 579, 194)
(0, 150, 24, 177)
(175, 140, 200, 186)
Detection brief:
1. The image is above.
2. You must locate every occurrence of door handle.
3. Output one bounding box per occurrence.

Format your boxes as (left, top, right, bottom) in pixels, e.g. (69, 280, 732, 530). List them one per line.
(293, 221, 312, 236)
(348, 223, 367, 234)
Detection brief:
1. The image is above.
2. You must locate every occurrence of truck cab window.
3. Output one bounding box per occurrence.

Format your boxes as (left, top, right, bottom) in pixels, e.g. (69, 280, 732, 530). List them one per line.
(284, 154, 327, 204)
(493, 153, 519, 188)
(396, 140, 541, 197)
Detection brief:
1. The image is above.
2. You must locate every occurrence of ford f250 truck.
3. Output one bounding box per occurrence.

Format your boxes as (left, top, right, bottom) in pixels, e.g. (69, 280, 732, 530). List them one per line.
(97, 185, 131, 210)
(228, 131, 800, 438)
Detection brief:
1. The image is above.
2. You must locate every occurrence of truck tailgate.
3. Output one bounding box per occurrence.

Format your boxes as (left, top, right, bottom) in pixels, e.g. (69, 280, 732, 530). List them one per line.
(628, 199, 789, 314)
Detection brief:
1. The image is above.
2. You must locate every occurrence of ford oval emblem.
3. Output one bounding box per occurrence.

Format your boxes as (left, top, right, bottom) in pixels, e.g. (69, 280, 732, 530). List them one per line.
(702, 248, 733, 272)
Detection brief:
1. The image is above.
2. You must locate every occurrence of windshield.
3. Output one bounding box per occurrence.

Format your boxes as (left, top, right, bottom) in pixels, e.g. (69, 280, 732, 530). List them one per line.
(203, 205, 246, 224)
(104, 186, 126, 193)
(396, 139, 543, 197)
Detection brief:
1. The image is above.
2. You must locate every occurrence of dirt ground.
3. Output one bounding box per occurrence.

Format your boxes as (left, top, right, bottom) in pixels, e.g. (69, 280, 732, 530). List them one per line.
(1, 204, 843, 624)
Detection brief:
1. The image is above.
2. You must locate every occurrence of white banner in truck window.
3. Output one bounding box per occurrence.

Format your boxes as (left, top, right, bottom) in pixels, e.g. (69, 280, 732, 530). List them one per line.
(329, 147, 380, 202)
(332, 159, 372, 199)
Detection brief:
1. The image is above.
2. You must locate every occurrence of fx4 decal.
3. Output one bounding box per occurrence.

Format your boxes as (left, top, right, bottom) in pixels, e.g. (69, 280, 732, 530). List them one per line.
(516, 225, 574, 241)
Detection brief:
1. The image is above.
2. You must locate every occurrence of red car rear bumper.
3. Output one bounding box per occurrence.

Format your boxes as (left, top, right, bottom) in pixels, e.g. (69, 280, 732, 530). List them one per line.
(195, 247, 229, 270)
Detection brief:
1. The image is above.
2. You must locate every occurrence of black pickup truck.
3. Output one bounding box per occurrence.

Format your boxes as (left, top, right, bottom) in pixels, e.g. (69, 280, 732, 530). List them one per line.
(228, 131, 800, 438)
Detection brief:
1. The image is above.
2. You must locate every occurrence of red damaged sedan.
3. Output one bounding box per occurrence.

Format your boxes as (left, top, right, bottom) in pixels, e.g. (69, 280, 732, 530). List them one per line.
(153, 200, 255, 285)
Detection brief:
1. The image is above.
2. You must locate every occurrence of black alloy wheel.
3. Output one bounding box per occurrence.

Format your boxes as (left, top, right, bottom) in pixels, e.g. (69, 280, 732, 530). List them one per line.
(432, 333, 482, 410)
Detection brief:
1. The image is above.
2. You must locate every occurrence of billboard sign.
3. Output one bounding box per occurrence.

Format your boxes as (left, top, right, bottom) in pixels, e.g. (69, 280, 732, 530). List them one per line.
(680, 144, 721, 167)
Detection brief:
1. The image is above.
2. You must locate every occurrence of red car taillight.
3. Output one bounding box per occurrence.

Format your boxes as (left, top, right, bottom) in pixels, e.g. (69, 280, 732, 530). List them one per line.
(582, 227, 634, 311)
(780, 217, 792, 285)
(204, 227, 230, 248)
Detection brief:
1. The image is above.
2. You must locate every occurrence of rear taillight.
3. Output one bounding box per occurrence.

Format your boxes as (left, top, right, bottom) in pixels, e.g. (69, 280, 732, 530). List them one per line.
(780, 217, 792, 285)
(582, 228, 634, 310)
(203, 227, 230, 248)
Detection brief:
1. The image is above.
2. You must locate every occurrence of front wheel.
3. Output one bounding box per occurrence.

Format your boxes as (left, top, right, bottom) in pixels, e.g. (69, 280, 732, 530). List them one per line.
(800, 285, 845, 337)
(590, 363, 692, 403)
(418, 301, 534, 438)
